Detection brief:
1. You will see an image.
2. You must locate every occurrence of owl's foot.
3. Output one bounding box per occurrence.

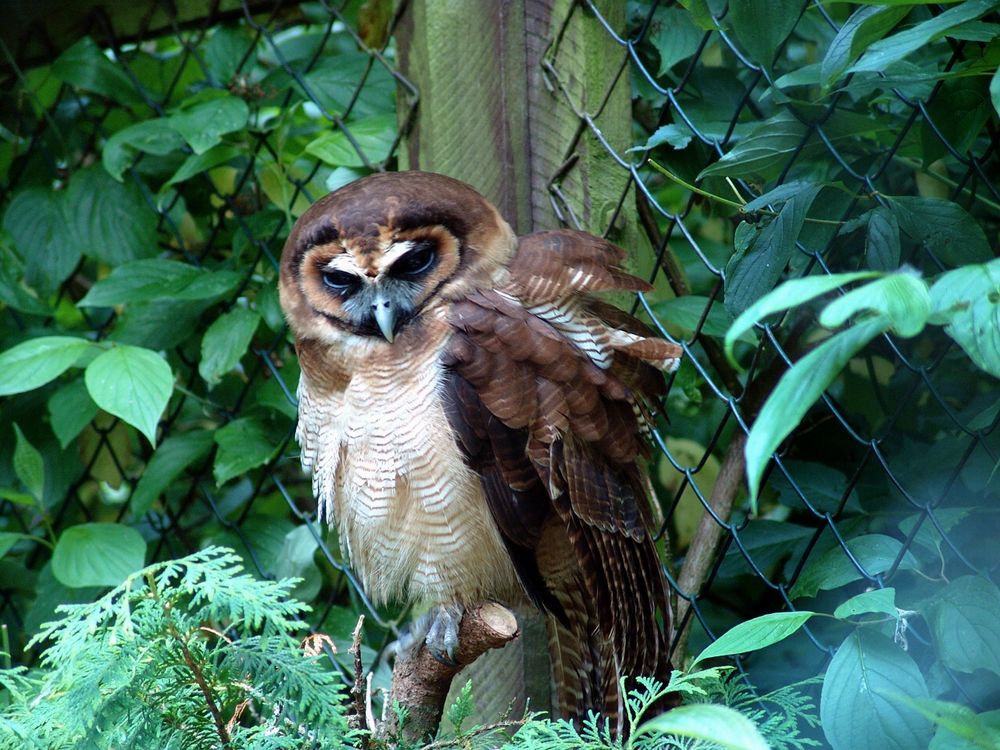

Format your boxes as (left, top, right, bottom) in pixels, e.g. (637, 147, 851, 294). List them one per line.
(400, 603, 464, 667)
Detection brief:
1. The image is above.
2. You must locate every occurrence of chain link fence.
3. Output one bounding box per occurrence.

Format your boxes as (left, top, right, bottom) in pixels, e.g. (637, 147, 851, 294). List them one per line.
(1, 0, 998, 740)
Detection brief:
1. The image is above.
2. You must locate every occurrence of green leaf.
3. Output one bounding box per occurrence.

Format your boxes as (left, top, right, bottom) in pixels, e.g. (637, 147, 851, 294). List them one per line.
(103, 119, 186, 181)
(130, 431, 214, 518)
(928, 575, 1000, 676)
(820, 630, 932, 750)
(888, 195, 991, 266)
(653, 296, 753, 342)
(84, 346, 174, 446)
(790, 534, 918, 599)
(169, 94, 249, 154)
(745, 317, 888, 506)
(700, 112, 805, 180)
(68, 165, 159, 265)
(204, 25, 257, 84)
(678, 0, 716, 30)
(819, 272, 930, 337)
(741, 180, 817, 212)
(305, 113, 397, 167)
(47, 379, 99, 449)
(727, 0, 802, 72)
(2, 187, 79, 296)
(991, 66, 1000, 117)
(821, 5, 909, 89)
(725, 271, 881, 365)
(164, 144, 241, 187)
(921, 76, 994, 165)
(851, 0, 998, 73)
(51, 37, 143, 105)
(274, 524, 322, 601)
(213, 417, 281, 485)
(78, 259, 241, 307)
(636, 704, 770, 750)
(631, 123, 692, 152)
(928, 705, 1000, 750)
(866, 208, 901, 271)
(651, 7, 703, 76)
(834, 588, 897, 619)
(51, 523, 147, 588)
(723, 185, 821, 317)
(13, 425, 44, 500)
(0, 336, 92, 396)
(0, 532, 39, 559)
(929, 259, 1000, 378)
(0, 240, 50, 314)
(692, 611, 815, 666)
(199, 308, 261, 386)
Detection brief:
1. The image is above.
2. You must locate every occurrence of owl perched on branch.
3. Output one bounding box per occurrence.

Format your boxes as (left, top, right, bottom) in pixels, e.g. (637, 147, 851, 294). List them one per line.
(279, 171, 681, 727)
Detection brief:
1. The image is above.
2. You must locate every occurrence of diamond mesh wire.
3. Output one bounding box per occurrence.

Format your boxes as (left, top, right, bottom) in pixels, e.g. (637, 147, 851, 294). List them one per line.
(0, 0, 997, 721)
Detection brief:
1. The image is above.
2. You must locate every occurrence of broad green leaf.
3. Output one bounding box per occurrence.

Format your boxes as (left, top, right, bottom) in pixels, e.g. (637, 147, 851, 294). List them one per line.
(819, 272, 930, 337)
(199, 308, 261, 386)
(719, 520, 814, 580)
(770, 460, 863, 514)
(821, 5, 909, 89)
(51, 523, 147, 588)
(169, 94, 249, 154)
(164, 144, 241, 187)
(651, 7, 704, 76)
(213, 417, 281, 485)
(275, 524, 322, 601)
(692, 611, 815, 665)
(0, 336, 92, 396)
(305, 113, 397, 168)
(834, 588, 897, 619)
(13, 425, 44, 500)
(725, 271, 881, 364)
(84, 346, 174, 446)
(204, 25, 257, 84)
(47, 380, 100, 449)
(51, 37, 143, 105)
(746, 317, 888, 505)
(992, 66, 1000, 117)
(630, 123, 692, 152)
(921, 76, 994, 165)
(724, 185, 821, 317)
(929, 259, 1000, 378)
(130, 430, 214, 517)
(78, 259, 241, 307)
(68, 165, 159, 265)
(851, 0, 998, 73)
(741, 180, 816, 212)
(928, 575, 1000, 676)
(0, 532, 39, 559)
(110, 298, 216, 350)
(652, 296, 753, 342)
(678, 0, 716, 30)
(635, 704, 770, 750)
(727, 0, 802, 72)
(103, 119, 186, 181)
(0, 489, 37, 506)
(929, 705, 1000, 750)
(790, 534, 918, 599)
(0, 241, 50, 314)
(3, 187, 79, 296)
(821, 630, 931, 750)
(866, 208, 901, 271)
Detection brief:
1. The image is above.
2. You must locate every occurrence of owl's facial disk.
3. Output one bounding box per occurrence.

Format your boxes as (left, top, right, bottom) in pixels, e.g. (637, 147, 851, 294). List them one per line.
(297, 227, 460, 343)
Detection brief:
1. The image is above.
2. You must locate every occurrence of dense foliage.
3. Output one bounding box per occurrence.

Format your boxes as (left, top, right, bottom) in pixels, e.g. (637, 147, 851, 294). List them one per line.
(0, 0, 997, 748)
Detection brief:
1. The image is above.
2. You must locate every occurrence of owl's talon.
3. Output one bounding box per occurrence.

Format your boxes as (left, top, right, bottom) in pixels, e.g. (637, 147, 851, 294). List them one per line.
(423, 603, 463, 667)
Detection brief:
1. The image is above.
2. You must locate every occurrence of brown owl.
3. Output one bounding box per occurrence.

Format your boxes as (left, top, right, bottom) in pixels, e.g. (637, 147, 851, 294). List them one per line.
(278, 171, 681, 728)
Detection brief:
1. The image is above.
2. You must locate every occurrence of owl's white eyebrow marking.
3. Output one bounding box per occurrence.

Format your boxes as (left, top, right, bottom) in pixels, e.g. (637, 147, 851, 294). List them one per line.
(323, 254, 363, 273)
(380, 240, 415, 271)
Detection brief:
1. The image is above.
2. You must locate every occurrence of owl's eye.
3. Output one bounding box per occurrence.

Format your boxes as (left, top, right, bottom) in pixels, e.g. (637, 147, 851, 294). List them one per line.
(390, 242, 436, 278)
(321, 269, 359, 293)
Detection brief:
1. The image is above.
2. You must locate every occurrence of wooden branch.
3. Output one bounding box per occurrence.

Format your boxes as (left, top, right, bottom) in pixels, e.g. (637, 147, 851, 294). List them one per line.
(382, 602, 520, 745)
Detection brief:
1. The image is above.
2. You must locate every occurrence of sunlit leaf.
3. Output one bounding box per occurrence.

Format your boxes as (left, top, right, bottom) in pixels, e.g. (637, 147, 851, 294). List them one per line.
(0, 337, 92, 396)
(51, 523, 147, 588)
(84, 346, 174, 446)
(692, 611, 815, 666)
(199, 308, 261, 386)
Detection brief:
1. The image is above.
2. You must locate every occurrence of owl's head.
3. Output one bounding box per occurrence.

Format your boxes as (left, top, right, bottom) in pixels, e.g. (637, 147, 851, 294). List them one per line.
(279, 171, 516, 345)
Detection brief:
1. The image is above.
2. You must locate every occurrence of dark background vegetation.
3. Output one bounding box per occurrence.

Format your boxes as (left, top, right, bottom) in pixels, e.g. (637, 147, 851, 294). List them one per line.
(0, 1, 998, 748)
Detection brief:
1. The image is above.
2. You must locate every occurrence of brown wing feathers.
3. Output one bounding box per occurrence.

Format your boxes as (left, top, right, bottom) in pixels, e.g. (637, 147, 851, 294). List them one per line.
(442, 229, 680, 722)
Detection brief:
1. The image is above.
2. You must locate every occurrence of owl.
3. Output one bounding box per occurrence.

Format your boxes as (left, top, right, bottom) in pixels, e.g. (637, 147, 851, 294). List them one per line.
(278, 171, 682, 728)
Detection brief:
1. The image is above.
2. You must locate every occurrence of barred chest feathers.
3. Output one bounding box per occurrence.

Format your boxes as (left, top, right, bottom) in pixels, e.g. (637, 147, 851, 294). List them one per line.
(295, 314, 519, 608)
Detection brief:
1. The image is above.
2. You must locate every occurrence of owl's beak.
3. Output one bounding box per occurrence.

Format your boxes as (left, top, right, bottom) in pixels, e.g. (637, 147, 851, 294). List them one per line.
(371, 293, 396, 343)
